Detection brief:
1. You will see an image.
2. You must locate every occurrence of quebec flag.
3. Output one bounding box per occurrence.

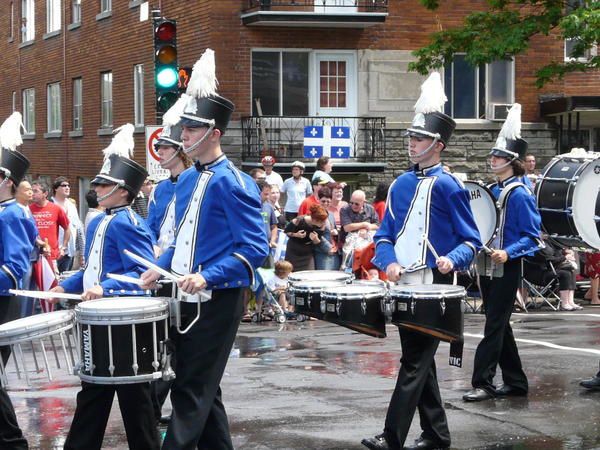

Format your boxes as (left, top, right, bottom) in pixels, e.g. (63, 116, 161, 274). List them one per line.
(303, 125, 352, 159)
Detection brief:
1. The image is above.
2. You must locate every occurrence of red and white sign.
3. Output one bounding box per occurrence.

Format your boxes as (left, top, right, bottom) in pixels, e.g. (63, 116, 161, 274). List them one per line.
(145, 126, 170, 181)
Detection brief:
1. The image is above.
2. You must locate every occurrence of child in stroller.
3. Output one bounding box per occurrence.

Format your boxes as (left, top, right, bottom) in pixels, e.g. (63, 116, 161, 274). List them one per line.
(253, 261, 294, 323)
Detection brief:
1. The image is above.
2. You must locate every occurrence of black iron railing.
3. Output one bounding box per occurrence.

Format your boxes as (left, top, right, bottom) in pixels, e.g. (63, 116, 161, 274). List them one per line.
(241, 116, 386, 162)
(243, 0, 388, 13)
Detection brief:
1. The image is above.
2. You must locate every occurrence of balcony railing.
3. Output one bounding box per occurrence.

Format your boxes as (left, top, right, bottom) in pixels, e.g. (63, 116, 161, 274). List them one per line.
(243, 0, 389, 13)
(241, 0, 388, 27)
(241, 116, 386, 163)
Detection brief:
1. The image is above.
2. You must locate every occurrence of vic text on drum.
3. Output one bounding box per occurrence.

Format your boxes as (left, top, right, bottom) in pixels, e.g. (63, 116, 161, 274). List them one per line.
(464, 104, 543, 403)
(362, 73, 482, 450)
(51, 124, 161, 450)
(140, 49, 268, 450)
(0, 112, 36, 450)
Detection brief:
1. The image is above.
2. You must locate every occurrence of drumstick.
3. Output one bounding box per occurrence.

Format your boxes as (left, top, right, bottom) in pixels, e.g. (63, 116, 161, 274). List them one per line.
(123, 250, 211, 300)
(9, 289, 82, 301)
(482, 244, 493, 255)
(424, 237, 441, 261)
(106, 273, 171, 286)
(124, 249, 181, 283)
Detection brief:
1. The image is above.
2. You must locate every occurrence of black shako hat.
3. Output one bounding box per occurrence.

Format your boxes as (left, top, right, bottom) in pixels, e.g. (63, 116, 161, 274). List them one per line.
(405, 73, 456, 145)
(0, 112, 30, 184)
(489, 103, 527, 160)
(178, 49, 235, 133)
(92, 124, 148, 196)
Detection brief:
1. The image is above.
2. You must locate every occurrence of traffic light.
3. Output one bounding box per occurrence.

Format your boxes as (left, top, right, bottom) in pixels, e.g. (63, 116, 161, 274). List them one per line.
(153, 18, 178, 116)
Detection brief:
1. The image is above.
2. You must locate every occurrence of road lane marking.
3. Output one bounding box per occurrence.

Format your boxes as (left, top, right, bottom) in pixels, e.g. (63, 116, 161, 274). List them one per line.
(464, 332, 600, 356)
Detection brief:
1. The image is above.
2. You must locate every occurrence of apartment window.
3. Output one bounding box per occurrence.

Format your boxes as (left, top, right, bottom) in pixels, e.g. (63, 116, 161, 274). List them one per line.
(101, 72, 113, 128)
(47, 82, 61, 132)
(134, 64, 144, 127)
(46, 0, 61, 33)
(72, 0, 81, 24)
(444, 55, 514, 119)
(22, 88, 35, 134)
(72, 78, 82, 131)
(100, 0, 111, 13)
(12, 92, 16, 112)
(252, 51, 309, 116)
(21, 0, 35, 42)
(564, 1, 594, 61)
(9, 3, 15, 40)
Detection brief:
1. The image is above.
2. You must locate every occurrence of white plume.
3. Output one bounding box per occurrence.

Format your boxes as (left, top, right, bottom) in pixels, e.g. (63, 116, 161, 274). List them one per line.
(568, 147, 588, 156)
(162, 94, 189, 127)
(102, 123, 135, 159)
(0, 112, 24, 151)
(495, 103, 521, 148)
(186, 49, 218, 99)
(414, 72, 447, 114)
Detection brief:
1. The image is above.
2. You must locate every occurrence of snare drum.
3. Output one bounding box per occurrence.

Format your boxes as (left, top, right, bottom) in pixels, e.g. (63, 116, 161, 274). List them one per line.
(288, 280, 348, 320)
(536, 154, 600, 251)
(389, 284, 465, 342)
(320, 285, 387, 338)
(463, 181, 499, 246)
(58, 271, 83, 309)
(0, 311, 77, 388)
(75, 297, 171, 384)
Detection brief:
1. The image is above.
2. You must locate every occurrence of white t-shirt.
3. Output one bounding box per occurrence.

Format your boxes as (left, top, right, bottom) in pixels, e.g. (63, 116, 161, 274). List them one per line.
(282, 177, 312, 213)
(267, 273, 288, 292)
(265, 171, 284, 190)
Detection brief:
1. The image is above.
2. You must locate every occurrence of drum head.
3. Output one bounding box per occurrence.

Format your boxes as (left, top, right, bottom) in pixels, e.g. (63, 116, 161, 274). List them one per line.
(290, 280, 347, 291)
(288, 270, 352, 283)
(0, 311, 74, 341)
(463, 181, 498, 245)
(572, 158, 600, 250)
(76, 297, 168, 320)
(389, 284, 465, 298)
(321, 284, 386, 298)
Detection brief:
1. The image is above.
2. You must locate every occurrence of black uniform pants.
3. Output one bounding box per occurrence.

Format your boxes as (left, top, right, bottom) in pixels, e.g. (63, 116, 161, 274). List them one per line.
(472, 259, 528, 393)
(63, 382, 160, 450)
(0, 295, 28, 449)
(383, 270, 452, 449)
(162, 288, 243, 450)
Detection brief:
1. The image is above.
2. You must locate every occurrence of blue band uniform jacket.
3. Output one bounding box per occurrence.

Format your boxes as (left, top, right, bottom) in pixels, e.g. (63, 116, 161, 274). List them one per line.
(147, 176, 177, 253)
(489, 176, 543, 259)
(157, 155, 269, 290)
(60, 206, 155, 296)
(372, 164, 482, 272)
(0, 199, 37, 295)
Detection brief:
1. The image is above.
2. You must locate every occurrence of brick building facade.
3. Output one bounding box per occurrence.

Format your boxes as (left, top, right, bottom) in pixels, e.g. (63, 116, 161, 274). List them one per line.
(1, 1, 598, 209)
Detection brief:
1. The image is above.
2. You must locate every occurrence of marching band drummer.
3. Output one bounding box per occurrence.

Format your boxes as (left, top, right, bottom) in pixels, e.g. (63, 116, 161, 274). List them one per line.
(0, 112, 37, 450)
(362, 73, 481, 450)
(50, 124, 160, 450)
(146, 96, 193, 425)
(463, 104, 542, 402)
(140, 50, 268, 450)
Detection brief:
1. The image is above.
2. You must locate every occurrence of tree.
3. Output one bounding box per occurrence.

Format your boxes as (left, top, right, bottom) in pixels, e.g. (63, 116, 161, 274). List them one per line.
(409, 0, 600, 87)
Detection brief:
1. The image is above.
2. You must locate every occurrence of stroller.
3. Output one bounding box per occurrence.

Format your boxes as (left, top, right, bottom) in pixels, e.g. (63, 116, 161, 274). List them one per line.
(252, 267, 287, 323)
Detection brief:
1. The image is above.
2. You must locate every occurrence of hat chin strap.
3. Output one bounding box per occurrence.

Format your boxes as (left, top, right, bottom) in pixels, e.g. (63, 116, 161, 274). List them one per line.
(408, 136, 439, 163)
(489, 156, 516, 172)
(97, 183, 123, 203)
(183, 124, 215, 156)
(160, 148, 183, 167)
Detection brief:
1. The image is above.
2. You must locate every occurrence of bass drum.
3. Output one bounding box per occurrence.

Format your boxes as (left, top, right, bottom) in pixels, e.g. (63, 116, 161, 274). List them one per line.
(536, 155, 600, 251)
(463, 181, 498, 246)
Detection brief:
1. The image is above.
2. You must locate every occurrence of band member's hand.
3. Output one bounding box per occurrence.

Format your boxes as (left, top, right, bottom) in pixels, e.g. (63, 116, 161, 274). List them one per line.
(81, 285, 104, 301)
(386, 263, 404, 282)
(140, 269, 161, 290)
(491, 249, 508, 264)
(296, 230, 307, 239)
(309, 231, 320, 244)
(178, 273, 207, 295)
(436, 256, 454, 274)
(59, 246, 66, 257)
(48, 285, 65, 304)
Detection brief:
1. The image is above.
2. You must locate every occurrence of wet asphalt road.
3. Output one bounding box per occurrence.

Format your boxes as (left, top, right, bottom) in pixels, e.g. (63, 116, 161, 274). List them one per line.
(5, 306, 600, 449)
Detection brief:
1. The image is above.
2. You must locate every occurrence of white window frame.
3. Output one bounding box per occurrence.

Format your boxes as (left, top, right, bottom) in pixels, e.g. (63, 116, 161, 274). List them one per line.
(46, 0, 61, 33)
(72, 0, 81, 24)
(134, 64, 144, 127)
(47, 82, 62, 132)
(101, 72, 113, 128)
(22, 88, 35, 135)
(21, 0, 35, 43)
(72, 78, 82, 131)
(444, 55, 515, 120)
(10, 2, 15, 40)
(100, 0, 111, 13)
